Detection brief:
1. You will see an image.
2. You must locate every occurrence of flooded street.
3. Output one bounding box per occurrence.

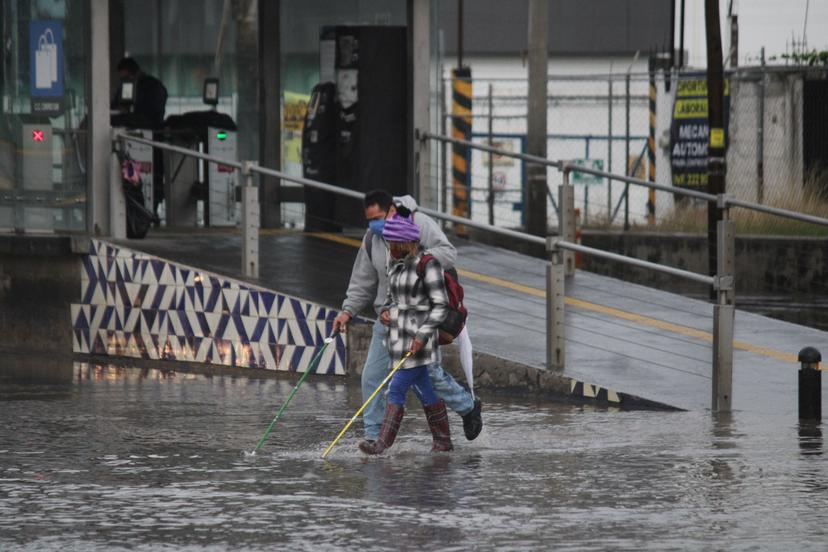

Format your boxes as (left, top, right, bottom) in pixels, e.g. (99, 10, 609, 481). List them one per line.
(1, 361, 827, 551)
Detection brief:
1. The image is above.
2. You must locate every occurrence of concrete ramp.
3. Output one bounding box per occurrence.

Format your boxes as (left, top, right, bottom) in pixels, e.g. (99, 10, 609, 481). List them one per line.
(120, 230, 825, 413)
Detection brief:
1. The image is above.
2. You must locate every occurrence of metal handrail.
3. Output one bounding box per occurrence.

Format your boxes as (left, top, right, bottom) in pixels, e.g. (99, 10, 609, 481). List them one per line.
(253, 160, 550, 247)
(114, 132, 737, 411)
(558, 160, 718, 202)
(422, 130, 716, 203)
(422, 131, 563, 170)
(725, 197, 828, 228)
(251, 164, 365, 201)
(114, 132, 244, 170)
(557, 240, 715, 286)
(115, 132, 713, 286)
(423, 130, 828, 227)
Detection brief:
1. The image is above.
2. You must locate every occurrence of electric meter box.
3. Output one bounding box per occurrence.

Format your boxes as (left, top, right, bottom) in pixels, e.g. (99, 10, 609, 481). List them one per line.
(16, 115, 53, 230)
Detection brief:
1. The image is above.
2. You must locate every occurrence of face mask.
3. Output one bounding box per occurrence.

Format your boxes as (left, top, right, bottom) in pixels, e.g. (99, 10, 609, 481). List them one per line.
(368, 219, 385, 235)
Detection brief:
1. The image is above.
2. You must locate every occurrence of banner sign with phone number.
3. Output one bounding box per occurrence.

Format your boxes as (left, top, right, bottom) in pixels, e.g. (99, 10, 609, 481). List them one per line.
(670, 75, 729, 190)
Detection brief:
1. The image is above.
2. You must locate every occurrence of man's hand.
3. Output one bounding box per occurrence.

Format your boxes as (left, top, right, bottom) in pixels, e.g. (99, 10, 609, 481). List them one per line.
(408, 339, 425, 355)
(380, 310, 391, 326)
(333, 311, 352, 334)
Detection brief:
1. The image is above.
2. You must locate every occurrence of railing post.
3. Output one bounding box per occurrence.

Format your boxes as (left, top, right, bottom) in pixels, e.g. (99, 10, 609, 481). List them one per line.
(558, 166, 576, 277)
(241, 161, 259, 279)
(487, 83, 495, 226)
(546, 236, 565, 370)
(110, 134, 126, 239)
(712, 195, 735, 412)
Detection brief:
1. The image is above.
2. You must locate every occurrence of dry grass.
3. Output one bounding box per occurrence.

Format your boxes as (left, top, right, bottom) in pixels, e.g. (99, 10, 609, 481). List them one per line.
(590, 170, 828, 237)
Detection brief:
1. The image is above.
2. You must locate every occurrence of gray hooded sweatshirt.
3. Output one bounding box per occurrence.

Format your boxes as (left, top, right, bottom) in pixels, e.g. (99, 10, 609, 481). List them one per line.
(341, 195, 457, 317)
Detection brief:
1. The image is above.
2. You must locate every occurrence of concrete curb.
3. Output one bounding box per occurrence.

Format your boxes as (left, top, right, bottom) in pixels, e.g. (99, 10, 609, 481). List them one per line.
(345, 321, 680, 411)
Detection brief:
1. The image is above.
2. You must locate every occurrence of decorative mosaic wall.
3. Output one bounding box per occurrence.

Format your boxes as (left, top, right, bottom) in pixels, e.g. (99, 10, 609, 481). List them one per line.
(71, 240, 346, 375)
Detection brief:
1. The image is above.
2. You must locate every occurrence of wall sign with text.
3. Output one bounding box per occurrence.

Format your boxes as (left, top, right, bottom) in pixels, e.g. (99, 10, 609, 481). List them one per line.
(669, 75, 730, 190)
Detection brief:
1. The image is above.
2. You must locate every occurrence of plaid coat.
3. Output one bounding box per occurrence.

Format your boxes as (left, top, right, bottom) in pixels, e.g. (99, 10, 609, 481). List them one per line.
(382, 250, 449, 369)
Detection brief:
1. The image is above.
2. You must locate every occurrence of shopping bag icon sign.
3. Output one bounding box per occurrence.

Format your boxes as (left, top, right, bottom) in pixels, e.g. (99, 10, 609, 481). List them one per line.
(35, 28, 58, 90)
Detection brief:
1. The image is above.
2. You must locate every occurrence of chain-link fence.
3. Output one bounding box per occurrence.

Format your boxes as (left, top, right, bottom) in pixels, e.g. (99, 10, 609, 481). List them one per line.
(431, 72, 653, 230)
(430, 67, 828, 234)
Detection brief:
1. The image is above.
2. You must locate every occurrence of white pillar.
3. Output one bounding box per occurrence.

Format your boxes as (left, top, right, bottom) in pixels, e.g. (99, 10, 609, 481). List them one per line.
(88, 0, 111, 235)
(109, 138, 126, 239)
(410, 0, 432, 206)
(241, 162, 260, 279)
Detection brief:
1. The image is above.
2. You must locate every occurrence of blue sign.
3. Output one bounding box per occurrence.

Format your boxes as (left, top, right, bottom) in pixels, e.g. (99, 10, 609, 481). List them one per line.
(29, 20, 64, 98)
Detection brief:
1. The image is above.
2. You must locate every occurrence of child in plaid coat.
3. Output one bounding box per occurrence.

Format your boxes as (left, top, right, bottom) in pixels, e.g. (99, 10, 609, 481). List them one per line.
(359, 214, 454, 455)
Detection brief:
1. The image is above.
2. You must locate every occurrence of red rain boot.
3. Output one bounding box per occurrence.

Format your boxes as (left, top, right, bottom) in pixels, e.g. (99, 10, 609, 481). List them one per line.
(423, 399, 454, 452)
(359, 403, 405, 455)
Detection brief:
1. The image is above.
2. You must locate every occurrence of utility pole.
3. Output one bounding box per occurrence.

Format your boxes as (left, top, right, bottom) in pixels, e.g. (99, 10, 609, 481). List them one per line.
(669, 0, 676, 70)
(526, 0, 548, 236)
(705, 0, 727, 284)
(458, 0, 464, 68)
(679, 0, 686, 67)
(451, 0, 472, 231)
(727, 0, 739, 67)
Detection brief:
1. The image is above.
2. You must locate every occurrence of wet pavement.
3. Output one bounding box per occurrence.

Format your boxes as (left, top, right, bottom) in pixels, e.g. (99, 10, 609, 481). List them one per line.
(2, 361, 827, 551)
(128, 230, 828, 411)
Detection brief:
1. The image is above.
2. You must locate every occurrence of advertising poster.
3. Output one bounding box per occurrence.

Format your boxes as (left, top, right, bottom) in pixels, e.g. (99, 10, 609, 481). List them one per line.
(283, 91, 310, 177)
(670, 75, 730, 190)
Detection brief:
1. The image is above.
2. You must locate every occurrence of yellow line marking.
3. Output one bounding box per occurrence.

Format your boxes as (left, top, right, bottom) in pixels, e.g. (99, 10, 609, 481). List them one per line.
(259, 228, 298, 237)
(310, 232, 363, 248)
(307, 232, 798, 364)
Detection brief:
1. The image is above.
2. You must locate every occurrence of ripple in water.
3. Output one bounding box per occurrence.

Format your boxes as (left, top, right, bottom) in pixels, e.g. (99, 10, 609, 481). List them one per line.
(0, 361, 826, 551)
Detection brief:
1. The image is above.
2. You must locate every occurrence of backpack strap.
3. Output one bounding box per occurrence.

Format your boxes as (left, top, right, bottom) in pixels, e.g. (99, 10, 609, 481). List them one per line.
(362, 230, 373, 262)
(412, 253, 436, 297)
(415, 253, 435, 279)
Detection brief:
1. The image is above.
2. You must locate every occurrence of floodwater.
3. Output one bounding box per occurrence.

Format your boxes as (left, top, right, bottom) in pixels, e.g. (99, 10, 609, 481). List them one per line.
(1, 361, 827, 551)
(741, 297, 828, 333)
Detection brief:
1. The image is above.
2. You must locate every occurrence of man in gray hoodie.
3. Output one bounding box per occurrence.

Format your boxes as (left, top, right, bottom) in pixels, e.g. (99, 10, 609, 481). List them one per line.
(333, 190, 483, 447)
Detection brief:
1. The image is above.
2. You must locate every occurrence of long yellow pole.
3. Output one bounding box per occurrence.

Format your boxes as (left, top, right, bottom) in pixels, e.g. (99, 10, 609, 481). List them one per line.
(321, 352, 412, 459)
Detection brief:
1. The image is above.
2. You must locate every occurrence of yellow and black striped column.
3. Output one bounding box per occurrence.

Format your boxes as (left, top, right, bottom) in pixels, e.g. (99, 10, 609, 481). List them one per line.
(451, 67, 472, 232)
(646, 74, 657, 226)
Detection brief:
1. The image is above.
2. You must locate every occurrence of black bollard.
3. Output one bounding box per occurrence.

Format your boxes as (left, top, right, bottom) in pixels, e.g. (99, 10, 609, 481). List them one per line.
(798, 347, 822, 421)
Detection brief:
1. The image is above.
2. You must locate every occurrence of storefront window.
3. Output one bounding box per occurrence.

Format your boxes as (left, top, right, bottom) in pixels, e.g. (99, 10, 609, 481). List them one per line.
(0, 0, 89, 233)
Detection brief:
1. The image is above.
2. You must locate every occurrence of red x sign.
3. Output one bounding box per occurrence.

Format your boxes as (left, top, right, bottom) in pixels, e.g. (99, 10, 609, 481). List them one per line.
(32, 130, 45, 142)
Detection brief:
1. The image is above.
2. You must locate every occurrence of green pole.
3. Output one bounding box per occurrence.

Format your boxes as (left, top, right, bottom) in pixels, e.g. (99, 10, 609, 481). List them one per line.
(252, 333, 338, 454)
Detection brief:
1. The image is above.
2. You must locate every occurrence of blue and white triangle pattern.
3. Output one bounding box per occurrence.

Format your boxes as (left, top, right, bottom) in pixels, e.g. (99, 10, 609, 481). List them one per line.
(71, 239, 346, 375)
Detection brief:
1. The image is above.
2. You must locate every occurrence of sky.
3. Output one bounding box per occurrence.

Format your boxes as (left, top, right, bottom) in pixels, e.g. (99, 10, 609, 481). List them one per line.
(682, 0, 828, 67)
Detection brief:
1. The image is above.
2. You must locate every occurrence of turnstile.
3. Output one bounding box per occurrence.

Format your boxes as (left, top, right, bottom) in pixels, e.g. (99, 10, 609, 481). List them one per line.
(163, 112, 238, 228)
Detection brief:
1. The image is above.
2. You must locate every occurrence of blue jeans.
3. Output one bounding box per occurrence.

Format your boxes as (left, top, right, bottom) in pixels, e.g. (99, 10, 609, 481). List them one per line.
(361, 320, 474, 439)
(387, 364, 439, 407)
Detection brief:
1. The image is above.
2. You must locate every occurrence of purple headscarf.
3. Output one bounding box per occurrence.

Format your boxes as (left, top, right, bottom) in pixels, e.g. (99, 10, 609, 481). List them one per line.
(382, 214, 420, 243)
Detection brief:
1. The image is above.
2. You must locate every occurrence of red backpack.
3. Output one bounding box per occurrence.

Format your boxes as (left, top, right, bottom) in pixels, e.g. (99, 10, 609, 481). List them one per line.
(414, 254, 468, 345)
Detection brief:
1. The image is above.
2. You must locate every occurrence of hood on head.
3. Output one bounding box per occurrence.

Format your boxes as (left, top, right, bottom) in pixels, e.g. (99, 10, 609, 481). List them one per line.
(393, 195, 419, 213)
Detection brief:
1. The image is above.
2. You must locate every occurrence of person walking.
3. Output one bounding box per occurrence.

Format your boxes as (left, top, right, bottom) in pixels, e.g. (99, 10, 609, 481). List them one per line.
(333, 190, 482, 449)
(360, 214, 453, 454)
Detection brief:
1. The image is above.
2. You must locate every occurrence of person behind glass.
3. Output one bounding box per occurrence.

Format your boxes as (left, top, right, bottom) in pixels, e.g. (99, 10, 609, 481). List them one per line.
(112, 57, 168, 216)
(359, 214, 454, 455)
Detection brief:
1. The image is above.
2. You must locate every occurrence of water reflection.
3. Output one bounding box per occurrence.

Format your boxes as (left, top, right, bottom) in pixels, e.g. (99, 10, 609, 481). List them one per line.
(798, 422, 823, 456)
(1, 361, 828, 551)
